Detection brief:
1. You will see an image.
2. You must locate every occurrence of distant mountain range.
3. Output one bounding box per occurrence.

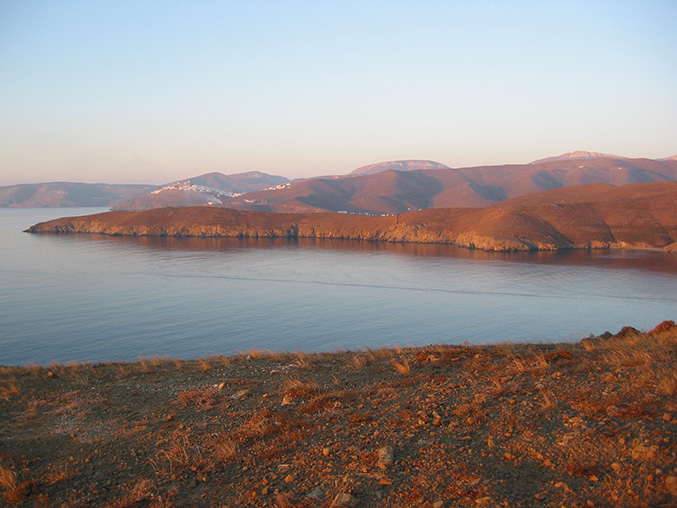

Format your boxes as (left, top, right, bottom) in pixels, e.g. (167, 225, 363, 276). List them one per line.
(0, 172, 288, 209)
(0, 182, 159, 208)
(221, 154, 677, 214)
(110, 171, 289, 211)
(349, 160, 450, 176)
(3, 152, 676, 211)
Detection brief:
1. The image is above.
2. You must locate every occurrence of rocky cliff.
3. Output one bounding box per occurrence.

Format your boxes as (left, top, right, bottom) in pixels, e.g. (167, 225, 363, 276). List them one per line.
(26, 182, 677, 253)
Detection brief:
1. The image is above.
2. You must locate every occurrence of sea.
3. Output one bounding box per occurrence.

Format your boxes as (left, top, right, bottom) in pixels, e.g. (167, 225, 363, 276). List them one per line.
(1, 207, 676, 366)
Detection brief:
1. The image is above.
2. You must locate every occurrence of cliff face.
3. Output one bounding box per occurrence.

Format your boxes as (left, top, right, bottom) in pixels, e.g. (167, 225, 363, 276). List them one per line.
(26, 182, 677, 253)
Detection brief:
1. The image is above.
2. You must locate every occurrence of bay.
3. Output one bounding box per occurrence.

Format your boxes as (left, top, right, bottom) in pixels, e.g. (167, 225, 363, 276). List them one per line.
(1, 208, 675, 366)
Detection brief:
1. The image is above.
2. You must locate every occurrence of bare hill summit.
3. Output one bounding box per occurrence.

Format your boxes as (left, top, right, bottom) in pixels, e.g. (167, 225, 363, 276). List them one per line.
(223, 156, 677, 214)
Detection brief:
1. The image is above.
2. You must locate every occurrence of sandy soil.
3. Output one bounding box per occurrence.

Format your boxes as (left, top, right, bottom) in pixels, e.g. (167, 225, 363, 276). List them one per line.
(1, 323, 676, 507)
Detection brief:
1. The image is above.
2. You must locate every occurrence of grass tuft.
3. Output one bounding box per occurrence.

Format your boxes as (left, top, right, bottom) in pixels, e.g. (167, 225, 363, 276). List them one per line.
(0, 464, 17, 490)
(392, 359, 411, 375)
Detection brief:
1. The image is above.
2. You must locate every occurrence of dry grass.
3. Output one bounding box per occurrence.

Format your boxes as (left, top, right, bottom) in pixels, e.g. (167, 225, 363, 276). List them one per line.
(392, 358, 411, 375)
(281, 377, 320, 398)
(0, 464, 17, 490)
(1, 323, 676, 507)
(0, 382, 20, 401)
(657, 372, 677, 396)
(176, 386, 225, 409)
(540, 390, 557, 410)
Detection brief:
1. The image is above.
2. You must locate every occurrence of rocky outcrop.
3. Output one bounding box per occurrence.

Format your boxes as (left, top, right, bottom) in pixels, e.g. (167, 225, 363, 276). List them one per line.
(26, 182, 677, 253)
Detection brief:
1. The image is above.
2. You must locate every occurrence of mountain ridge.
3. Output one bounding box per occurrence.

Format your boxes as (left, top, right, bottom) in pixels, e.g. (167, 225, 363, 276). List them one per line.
(349, 160, 450, 176)
(530, 150, 626, 164)
(221, 156, 677, 214)
(4, 153, 676, 210)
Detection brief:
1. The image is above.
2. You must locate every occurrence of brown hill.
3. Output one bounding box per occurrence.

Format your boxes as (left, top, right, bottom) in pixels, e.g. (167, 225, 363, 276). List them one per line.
(222, 156, 677, 214)
(111, 171, 289, 211)
(27, 182, 677, 252)
(182, 171, 288, 192)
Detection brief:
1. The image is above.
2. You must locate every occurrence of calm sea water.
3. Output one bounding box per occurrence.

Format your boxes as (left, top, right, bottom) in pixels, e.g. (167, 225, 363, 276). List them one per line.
(1, 208, 675, 366)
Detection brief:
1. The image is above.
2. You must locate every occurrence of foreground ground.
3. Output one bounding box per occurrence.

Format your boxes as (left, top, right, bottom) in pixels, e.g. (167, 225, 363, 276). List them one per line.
(1, 324, 676, 507)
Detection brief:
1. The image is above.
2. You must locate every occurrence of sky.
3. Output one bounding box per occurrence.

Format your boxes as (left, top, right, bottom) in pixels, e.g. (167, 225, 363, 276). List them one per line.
(1, 0, 676, 186)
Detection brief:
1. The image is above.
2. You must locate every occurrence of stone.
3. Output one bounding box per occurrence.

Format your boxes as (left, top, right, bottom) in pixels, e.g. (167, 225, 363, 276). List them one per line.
(231, 389, 249, 400)
(648, 320, 676, 337)
(306, 487, 325, 500)
(284, 474, 295, 483)
(632, 444, 658, 460)
(322, 447, 331, 456)
(433, 502, 444, 508)
(330, 492, 359, 507)
(282, 394, 292, 405)
(616, 326, 639, 338)
(377, 446, 394, 470)
(666, 476, 677, 496)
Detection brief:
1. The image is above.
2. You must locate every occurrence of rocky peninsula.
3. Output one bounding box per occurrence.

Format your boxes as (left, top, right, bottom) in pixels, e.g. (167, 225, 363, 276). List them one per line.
(26, 182, 677, 252)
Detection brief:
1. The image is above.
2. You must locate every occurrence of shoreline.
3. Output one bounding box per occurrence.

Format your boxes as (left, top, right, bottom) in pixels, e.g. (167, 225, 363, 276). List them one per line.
(1, 322, 676, 506)
(25, 228, 677, 255)
(24, 181, 677, 253)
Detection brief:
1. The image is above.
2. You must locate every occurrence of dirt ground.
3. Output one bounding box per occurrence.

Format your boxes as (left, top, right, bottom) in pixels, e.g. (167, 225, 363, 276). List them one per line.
(1, 323, 676, 507)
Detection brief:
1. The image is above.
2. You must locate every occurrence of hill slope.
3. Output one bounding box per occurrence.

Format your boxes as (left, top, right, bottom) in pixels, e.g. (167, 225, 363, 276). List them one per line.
(222, 156, 677, 214)
(111, 171, 289, 211)
(27, 182, 677, 253)
(2, 325, 676, 507)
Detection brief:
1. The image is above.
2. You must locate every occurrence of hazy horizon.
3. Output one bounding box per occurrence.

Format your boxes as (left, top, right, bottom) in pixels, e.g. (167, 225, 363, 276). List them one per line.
(1, 1, 676, 186)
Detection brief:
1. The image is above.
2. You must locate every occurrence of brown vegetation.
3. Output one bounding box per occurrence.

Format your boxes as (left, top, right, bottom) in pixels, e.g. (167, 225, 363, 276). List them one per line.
(1, 323, 676, 507)
(27, 181, 677, 252)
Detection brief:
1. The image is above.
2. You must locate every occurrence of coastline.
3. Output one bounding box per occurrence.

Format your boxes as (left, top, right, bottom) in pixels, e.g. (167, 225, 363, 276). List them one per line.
(24, 181, 677, 253)
(1, 323, 676, 506)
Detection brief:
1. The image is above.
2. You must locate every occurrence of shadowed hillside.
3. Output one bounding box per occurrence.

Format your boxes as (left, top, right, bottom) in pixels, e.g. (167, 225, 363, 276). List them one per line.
(27, 182, 677, 253)
(222, 156, 677, 214)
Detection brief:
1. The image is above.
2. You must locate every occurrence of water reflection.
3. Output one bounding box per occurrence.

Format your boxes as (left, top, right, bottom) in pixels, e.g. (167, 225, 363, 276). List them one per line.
(4, 209, 676, 365)
(36, 232, 677, 275)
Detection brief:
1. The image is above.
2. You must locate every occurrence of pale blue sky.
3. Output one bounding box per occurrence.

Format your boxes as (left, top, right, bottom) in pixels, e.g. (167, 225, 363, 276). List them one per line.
(1, 0, 675, 185)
